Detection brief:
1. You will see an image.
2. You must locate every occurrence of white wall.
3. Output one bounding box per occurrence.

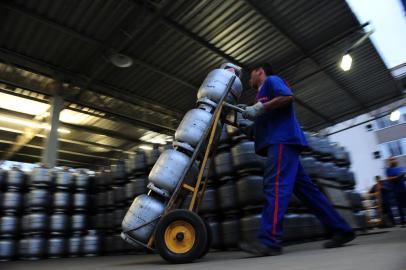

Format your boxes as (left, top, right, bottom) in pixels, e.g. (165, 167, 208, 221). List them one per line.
(323, 114, 385, 192)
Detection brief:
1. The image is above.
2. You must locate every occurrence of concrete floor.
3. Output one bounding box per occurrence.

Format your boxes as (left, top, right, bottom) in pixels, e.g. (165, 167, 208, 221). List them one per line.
(3, 227, 406, 270)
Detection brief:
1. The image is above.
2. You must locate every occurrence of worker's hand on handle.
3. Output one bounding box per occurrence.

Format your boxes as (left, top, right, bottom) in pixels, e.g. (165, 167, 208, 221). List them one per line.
(241, 102, 265, 121)
(237, 104, 248, 109)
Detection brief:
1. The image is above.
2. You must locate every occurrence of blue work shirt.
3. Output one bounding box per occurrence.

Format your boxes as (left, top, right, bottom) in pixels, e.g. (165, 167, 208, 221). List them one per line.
(254, 75, 308, 156)
(385, 166, 406, 190)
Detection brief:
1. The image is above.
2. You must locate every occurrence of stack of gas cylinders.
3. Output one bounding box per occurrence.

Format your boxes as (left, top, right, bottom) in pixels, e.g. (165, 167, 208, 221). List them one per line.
(121, 63, 244, 249)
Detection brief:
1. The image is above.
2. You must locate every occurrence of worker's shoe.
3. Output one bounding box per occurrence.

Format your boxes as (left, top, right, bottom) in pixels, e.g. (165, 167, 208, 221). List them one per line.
(239, 241, 282, 257)
(323, 231, 356, 248)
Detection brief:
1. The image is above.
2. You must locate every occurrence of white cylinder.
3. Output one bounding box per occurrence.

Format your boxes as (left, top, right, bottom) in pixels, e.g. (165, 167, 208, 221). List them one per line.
(148, 149, 190, 193)
(197, 69, 242, 104)
(175, 108, 213, 147)
(121, 194, 165, 243)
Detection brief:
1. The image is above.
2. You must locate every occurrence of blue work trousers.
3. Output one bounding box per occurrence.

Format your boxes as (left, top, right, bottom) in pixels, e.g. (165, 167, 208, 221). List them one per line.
(259, 144, 353, 248)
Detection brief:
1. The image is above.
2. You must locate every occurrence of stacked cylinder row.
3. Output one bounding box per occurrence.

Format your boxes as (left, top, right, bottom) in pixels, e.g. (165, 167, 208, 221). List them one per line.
(301, 132, 368, 229)
(0, 167, 99, 261)
(0, 158, 163, 262)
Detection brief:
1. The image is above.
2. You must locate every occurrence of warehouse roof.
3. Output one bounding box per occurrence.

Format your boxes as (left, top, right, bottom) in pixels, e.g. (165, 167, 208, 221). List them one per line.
(0, 0, 402, 167)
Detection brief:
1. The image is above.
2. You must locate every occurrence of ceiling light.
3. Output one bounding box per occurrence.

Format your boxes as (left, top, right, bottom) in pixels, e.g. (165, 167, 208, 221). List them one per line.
(60, 109, 93, 125)
(0, 126, 23, 134)
(88, 146, 109, 152)
(0, 116, 40, 129)
(339, 24, 374, 72)
(0, 93, 50, 116)
(109, 53, 133, 68)
(139, 145, 153, 151)
(56, 128, 71, 134)
(389, 110, 400, 122)
(340, 54, 353, 71)
(139, 131, 172, 145)
(0, 115, 70, 134)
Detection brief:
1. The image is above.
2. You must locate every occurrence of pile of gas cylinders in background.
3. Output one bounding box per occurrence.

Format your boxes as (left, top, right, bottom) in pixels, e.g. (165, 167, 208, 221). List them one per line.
(0, 162, 156, 262)
(300, 132, 367, 230)
(0, 166, 102, 261)
(0, 127, 367, 262)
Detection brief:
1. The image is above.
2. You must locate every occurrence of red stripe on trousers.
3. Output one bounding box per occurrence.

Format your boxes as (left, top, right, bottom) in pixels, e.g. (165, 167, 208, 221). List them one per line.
(272, 144, 283, 237)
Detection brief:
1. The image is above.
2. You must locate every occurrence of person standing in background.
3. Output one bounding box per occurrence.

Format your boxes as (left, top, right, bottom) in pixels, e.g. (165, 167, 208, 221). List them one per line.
(385, 157, 406, 227)
(369, 175, 395, 226)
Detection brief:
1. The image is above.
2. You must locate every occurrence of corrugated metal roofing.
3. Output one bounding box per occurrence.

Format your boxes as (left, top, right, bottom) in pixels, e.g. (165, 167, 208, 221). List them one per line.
(0, 0, 402, 166)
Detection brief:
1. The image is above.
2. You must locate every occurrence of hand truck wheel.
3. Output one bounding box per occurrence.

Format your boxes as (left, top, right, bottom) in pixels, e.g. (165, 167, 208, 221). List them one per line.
(154, 209, 208, 264)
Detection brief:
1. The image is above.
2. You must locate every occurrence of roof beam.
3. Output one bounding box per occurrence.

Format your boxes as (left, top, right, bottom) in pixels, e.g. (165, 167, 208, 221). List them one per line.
(0, 124, 125, 154)
(0, 106, 50, 160)
(138, 4, 334, 124)
(244, 0, 368, 112)
(0, 2, 102, 47)
(160, 16, 245, 68)
(308, 94, 402, 131)
(81, 0, 172, 89)
(280, 22, 371, 73)
(0, 150, 99, 168)
(61, 122, 142, 143)
(0, 87, 151, 150)
(0, 119, 129, 154)
(1, 1, 333, 125)
(0, 49, 178, 134)
(155, 19, 334, 124)
(0, 138, 118, 161)
(294, 98, 333, 124)
(0, 107, 142, 146)
(0, 1, 193, 108)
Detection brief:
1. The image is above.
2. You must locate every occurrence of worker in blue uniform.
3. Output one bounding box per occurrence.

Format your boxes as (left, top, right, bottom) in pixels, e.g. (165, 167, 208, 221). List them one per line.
(238, 63, 355, 256)
(385, 156, 406, 226)
(369, 175, 396, 226)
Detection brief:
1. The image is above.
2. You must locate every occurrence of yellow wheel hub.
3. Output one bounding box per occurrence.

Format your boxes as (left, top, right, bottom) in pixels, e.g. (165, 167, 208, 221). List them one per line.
(164, 220, 196, 254)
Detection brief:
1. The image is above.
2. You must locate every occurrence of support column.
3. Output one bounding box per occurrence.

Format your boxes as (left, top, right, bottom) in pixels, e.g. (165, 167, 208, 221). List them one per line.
(42, 84, 64, 168)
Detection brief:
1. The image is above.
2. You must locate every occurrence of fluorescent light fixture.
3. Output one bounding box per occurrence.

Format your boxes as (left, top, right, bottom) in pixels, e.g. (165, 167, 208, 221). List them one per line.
(0, 115, 70, 134)
(88, 146, 109, 152)
(389, 110, 400, 122)
(340, 54, 353, 71)
(0, 93, 50, 115)
(54, 127, 71, 134)
(60, 109, 92, 125)
(139, 131, 172, 145)
(139, 145, 153, 150)
(0, 126, 23, 134)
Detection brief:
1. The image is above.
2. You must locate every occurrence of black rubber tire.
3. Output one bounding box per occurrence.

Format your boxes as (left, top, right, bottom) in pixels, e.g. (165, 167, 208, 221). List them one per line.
(155, 209, 208, 264)
(199, 220, 212, 259)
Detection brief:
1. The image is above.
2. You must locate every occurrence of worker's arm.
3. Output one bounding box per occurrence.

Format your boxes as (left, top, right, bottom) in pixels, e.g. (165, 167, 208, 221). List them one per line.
(386, 174, 404, 181)
(262, 96, 293, 111)
(385, 167, 405, 181)
(242, 76, 293, 120)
